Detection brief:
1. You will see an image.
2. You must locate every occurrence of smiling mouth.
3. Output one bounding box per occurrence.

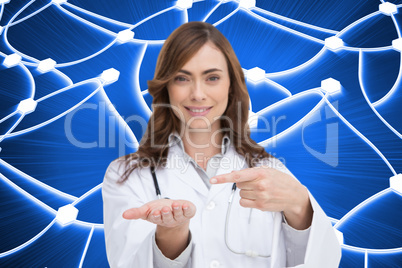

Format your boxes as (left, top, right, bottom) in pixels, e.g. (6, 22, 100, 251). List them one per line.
(184, 106, 213, 115)
(186, 107, 211, 112)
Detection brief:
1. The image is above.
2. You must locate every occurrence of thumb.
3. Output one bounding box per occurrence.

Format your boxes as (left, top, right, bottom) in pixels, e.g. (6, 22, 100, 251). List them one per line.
(123, 205, 149, 220)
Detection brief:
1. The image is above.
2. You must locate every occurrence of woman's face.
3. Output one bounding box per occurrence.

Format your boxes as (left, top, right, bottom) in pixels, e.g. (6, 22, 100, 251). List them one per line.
(167, 42, 230, 133)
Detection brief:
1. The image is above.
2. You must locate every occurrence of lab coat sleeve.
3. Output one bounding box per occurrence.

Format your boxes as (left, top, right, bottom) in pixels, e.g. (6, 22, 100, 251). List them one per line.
(301, 192, 342, 268)
(152, 231, 193, 268)
(102, 159, 155, 268)
(281, 215, 311, 267)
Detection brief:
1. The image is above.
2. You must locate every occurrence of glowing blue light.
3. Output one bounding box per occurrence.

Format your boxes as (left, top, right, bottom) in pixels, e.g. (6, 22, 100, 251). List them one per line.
(390, 174, 402, 194)
(246, 67, 266, 84)
(325, 36, 344, 50)
(321, 78, 341, 94)
(100, 68, 120, 85)
(379, 2, 397, 16)
(176, 0, 193, 10)
(239, 0, 256, 9)
(3, 53, 21, 68)
(38, 58, 56, 73)
(17, 98, 37, 114)
(392, 38, 402, 52)
(55, 204, 79, 226)
(117, 29, 135, 43)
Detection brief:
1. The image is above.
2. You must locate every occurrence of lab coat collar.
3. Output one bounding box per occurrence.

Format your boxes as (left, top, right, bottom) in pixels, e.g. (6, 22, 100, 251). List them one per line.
(166, 143, 209, 197)
(166, 132, 242, 199)
(168, 132, 231, 156)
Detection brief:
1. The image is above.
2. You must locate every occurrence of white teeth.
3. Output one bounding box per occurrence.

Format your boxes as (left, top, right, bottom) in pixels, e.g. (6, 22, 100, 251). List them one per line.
(190, 108, 207, 113)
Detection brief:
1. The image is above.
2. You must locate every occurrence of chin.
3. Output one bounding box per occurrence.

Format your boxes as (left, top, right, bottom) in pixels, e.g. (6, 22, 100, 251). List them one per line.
(187, 122, 211, 130)
(185, 118, 212, 130)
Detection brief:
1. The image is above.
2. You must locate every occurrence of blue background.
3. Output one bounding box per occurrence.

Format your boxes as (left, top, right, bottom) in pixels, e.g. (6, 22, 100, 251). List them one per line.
(0, 0, 401, 267)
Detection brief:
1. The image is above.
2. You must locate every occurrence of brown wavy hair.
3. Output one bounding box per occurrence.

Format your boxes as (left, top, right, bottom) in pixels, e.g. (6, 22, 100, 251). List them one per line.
(120, 21, 271, 182)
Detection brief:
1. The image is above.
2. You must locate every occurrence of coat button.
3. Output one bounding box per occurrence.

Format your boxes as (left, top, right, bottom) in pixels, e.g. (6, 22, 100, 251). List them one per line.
(206, 201, 216, 210)
(210, 260, 220, 268)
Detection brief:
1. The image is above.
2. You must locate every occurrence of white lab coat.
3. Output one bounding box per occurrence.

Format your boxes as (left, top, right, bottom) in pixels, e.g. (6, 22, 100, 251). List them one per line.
(102, 143, 341, 268)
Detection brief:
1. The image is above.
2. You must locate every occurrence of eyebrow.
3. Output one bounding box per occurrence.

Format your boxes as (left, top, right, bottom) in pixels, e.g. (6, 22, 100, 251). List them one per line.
(178, 68, 223, 75)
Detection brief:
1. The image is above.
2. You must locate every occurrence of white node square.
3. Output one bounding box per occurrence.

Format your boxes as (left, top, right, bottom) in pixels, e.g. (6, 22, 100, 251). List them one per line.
(101, 68, 120, 84)
(3, 53, 22, 68)
(334, 228, 344, 245)
(390, 173, 402, 193)
(117, 29, 135, 43)
(176, 0, 193, 10)
(0, 0, 11, 4)
(248, 110, 258, 128)
(325, 36, 343, 50)
(52, 0, 67, 4)
(392, 38, 402, 52)
(321, 78, 341, 94)
(0, 26, 3, 35)
(17, 98, 37, 114)
(247, 67, 266, 84)
(239, 0, 256, 9)
(56, 204, 79, 225)
(379, 2, 397, 15)
(38, 58, 56, 73)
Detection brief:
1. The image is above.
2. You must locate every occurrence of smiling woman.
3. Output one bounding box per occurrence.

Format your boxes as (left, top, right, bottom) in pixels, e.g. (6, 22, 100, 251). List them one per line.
(102, 21, 342, 268)
(167, 42, 230, 160)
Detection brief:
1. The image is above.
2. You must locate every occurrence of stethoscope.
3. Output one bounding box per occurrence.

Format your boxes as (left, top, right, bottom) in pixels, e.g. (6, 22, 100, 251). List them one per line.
(150, 167, 270, 258)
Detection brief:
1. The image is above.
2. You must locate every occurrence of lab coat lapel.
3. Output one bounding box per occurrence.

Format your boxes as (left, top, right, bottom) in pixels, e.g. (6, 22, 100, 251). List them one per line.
(167, 145, 209, 198)
(270, 211, 283, 268)
(207, 146, 247, 202)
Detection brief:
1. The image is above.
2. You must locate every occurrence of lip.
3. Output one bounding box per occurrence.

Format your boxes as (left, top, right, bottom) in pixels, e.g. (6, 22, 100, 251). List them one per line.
(184, 106, 212, 116)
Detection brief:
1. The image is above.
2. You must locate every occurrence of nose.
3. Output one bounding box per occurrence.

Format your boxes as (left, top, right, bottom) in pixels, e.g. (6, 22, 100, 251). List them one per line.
(190, 81, 207, 101)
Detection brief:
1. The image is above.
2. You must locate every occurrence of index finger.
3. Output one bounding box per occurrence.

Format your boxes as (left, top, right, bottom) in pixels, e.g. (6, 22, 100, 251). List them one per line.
(210, 168, 261, 184)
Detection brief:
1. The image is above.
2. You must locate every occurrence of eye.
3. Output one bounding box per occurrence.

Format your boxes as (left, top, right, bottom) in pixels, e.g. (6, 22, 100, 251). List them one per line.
(207, 76, 220, 82)
(174, 76, 188, 83)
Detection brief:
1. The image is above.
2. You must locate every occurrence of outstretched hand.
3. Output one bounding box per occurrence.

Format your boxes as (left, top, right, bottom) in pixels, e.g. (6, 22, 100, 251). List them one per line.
(123, 199, 196, 228)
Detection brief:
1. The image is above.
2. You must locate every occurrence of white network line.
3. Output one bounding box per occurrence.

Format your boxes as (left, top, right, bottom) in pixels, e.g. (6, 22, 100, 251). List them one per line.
(0, 173, 56, 215)
(64, 2, 133, 28)
(183, 7, 189, 23)
(8, 2, 53, 27)
(0, 219, 56, 258)
(265, 5, 399, 78)
(71, 183, 102, 206)
(0, 112, 24, 143)
(134, 42, 153, 117)
(130, 6, 176, 30)
(319, 91, 397, 176)
(0, 159, 78, 201)
(334, 188, 402, 254)
(358, 50, 402, 139)
(2, 0, 40, 63)
(0, 3, 4, 21)
(372, 7, 402, 107)
(0, 51, 36, 99)
(252, 6, 339, 34)
(78, 225, 95, 268)
(213, 6, 239, 27)
(3, 78, 103, 139)
(55, 5, 117, 37)
(257, 89, 327, 147)
(245, 8, 325, 45)
(203, 0, 223, 22)
(97, 87, 139, 149)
